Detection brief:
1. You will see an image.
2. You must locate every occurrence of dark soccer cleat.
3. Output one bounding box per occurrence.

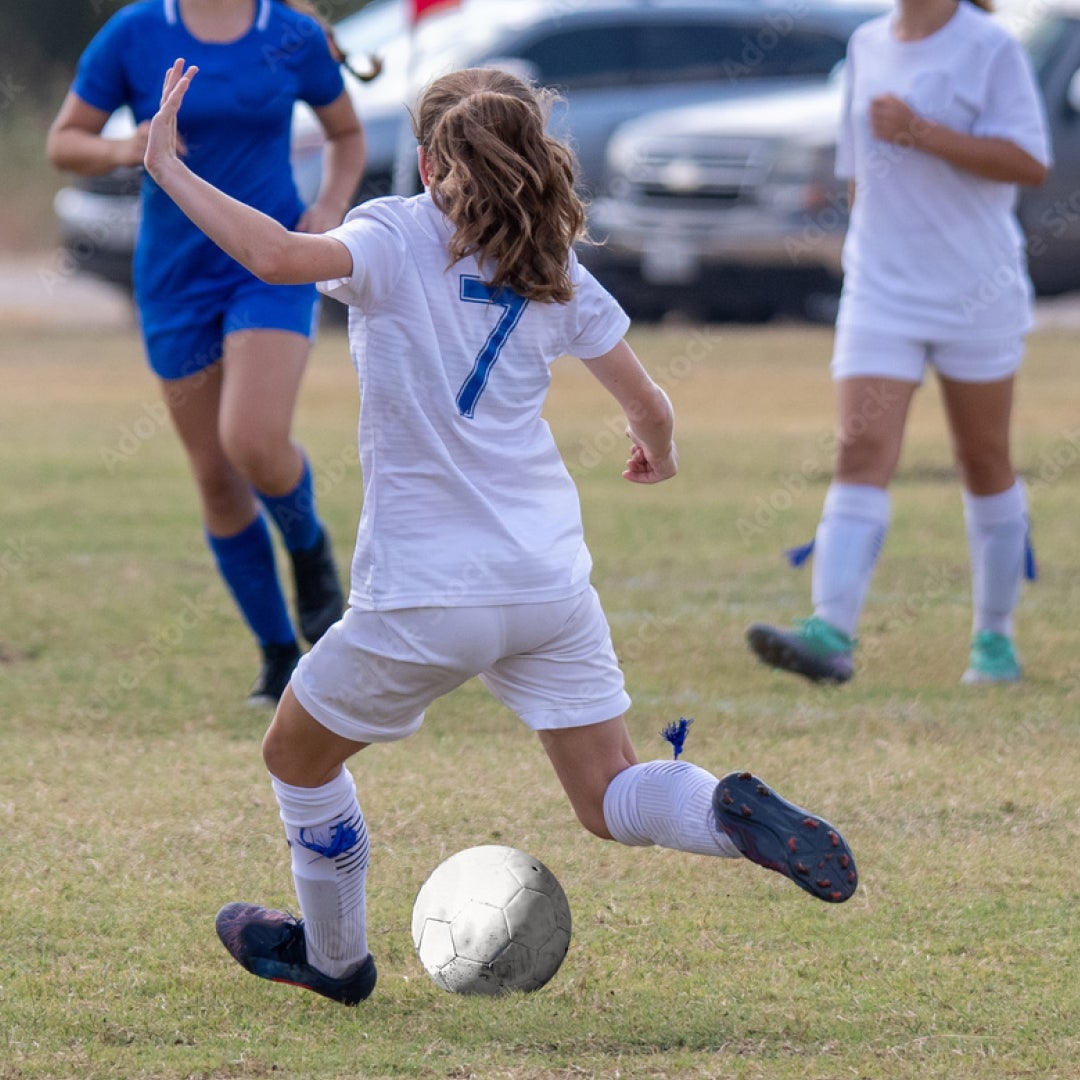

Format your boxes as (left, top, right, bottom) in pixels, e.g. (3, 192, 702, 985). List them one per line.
(289, 527, 344, 646)
(246, 641, 302, 708)
(746, 616, 854, 684)
(713, 771, 858, 903)
(215, 902, 377, 1006)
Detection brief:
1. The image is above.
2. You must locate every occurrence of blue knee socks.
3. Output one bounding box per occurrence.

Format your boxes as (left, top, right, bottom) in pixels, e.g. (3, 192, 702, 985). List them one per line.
(257, 456, 322, 553)
(206, 515, 295, 646)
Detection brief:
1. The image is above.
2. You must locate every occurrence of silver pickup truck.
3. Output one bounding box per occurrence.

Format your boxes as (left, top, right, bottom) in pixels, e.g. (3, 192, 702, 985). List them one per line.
(586, 2, 1080, 322)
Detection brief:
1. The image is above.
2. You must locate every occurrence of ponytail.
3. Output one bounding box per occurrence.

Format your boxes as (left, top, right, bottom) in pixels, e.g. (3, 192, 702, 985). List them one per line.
(413, 68, 586, 304)
(278, 0, 382, 82)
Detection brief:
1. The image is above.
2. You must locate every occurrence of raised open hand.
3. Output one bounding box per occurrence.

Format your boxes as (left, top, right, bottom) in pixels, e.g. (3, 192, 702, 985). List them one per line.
(144, 59, 198, 179)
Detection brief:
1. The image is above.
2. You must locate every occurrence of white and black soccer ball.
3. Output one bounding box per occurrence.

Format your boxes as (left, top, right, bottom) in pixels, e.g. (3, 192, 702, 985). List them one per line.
(411, 844, 572, 995)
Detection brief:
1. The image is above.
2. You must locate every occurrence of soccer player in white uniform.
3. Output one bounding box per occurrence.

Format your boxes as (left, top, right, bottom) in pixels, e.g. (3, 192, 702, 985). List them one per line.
(146, 62, 859, 1006)
(747, 0, 1050, 686)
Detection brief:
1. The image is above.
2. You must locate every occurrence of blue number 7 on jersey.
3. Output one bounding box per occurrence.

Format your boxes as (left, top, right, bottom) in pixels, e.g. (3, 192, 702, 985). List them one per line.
(455, 276, 529, 418)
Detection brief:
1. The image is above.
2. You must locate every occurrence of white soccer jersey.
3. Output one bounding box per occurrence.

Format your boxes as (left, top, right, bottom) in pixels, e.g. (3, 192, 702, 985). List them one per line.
(319, 194, 630, 611)
(835, 2, 1052, 340)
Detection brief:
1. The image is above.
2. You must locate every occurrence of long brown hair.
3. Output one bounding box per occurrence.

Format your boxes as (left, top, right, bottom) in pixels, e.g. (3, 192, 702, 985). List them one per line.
(279, 0, 382, 81)
(412, 67, 587, 304)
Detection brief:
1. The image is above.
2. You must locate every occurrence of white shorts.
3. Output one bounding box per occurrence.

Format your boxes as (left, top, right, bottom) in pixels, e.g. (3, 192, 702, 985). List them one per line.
(290, 587, 631, 744)
(831, 326, 1025, 384)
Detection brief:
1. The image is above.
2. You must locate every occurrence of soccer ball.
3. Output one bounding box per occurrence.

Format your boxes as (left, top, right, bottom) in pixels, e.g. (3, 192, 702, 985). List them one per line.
(411, 844, 572, 995)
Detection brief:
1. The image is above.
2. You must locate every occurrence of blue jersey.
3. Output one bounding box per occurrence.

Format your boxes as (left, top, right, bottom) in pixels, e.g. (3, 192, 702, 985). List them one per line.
(73, 0, 345, 309)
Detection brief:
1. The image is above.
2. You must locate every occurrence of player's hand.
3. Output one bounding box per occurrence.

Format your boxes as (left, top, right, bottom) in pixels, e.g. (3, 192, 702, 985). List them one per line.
(869, 93, 925, 146)
(114, 120, 152, 168)
(622, 438, 678, 485)
(296, 199, 348, 234)
(145, 59, 198, 178)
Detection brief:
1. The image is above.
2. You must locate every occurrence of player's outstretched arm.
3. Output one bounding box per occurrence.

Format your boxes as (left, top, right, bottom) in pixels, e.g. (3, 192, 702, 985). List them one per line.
(144, 59, 353, 285)
(582, 340, 677, 485)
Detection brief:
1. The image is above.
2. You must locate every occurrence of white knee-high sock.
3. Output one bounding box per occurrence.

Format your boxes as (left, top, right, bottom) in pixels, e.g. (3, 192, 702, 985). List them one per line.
(271, 768, 370, 979)
(811, 482, 891, 638)
(602, 760, 739, 857)
(962, 480, 1027, 638)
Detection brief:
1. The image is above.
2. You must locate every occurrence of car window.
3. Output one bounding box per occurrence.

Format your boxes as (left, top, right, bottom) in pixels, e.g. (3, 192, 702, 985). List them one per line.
(666, 23, 854, 84)
(513, 26, 637, 88)
(764, 30, 855, 78)
(515, 19, 852, 91)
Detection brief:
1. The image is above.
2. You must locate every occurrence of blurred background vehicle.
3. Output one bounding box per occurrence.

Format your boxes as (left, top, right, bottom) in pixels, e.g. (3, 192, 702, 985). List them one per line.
(592, 1, 1080, 322)
(590, 77, 847, 323)
(52, 0, 886, 319)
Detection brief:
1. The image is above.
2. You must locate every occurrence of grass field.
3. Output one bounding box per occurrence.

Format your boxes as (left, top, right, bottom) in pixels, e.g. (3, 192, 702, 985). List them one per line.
(2, 317, 1078, 1080)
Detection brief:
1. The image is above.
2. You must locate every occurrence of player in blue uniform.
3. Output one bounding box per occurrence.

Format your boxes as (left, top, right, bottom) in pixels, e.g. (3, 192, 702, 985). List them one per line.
(47, 0, 373, 704)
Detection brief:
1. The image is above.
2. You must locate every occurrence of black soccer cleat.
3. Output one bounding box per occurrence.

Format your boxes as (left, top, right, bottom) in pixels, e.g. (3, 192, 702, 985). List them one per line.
(246, 641, 302, 708)
(215, 902, 377, 1006)
(713, 771, 858, 903)
(289, 527, 344, 645)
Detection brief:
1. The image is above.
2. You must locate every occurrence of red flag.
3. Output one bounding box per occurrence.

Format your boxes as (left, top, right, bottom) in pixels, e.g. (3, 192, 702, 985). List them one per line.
(411, 0, 460, 23)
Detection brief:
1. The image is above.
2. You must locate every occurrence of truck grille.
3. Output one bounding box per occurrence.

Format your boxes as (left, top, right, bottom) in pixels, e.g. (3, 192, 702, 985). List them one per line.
(625, 138, 772, 205)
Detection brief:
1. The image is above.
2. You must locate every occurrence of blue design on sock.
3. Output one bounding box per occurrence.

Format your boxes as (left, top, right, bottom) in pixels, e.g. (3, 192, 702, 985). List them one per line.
(206, 516, 294, 646)
(1024, 532, 1037, 582)
(297, 821, 359, 859)
(785, 539, 815, 567)
(660, 717, 694, 759)
(258, 457, 321, 552)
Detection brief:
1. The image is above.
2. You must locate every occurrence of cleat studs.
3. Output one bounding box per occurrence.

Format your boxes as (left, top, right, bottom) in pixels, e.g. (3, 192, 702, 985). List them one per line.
(802, 818, 820, 830)
(794, 862, 809, 875)
(737, 771, 752, 780)
(839, 854, 850, 868)
(828, 831, 840, 847)
(829, 891, 844, 901)
(817, 878, 832, 889)
(787, 837, 798, 852)
(721, 789, 734, 805)
(848, 871, 857, 883)
(756, 784, 769, 796)
(739, 803, 753, 817)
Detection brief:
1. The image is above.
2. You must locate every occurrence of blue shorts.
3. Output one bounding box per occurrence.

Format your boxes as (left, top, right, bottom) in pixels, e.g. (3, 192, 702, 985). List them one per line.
(139, 277, 319, 381)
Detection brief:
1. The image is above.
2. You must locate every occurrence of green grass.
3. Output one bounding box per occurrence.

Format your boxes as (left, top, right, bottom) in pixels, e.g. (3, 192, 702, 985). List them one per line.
(2, 319, 1078, 1079)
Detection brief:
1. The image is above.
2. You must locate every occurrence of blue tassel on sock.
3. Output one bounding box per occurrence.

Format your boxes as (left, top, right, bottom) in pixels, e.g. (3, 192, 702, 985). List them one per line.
(1025, 533, 1038, 581)
(785, 538, 815, 567)
(660, 717, 694, 759)
(296, 821, 358, 859)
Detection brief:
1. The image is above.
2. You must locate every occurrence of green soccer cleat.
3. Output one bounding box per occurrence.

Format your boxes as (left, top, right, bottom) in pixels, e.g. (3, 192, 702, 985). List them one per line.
(746, 615, 854, 684)
(961, 631, 1021, 685)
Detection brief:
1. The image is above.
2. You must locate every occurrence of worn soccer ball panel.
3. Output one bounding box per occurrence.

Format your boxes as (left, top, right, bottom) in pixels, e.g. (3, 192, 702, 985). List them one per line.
(411, 844, 572, 995)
